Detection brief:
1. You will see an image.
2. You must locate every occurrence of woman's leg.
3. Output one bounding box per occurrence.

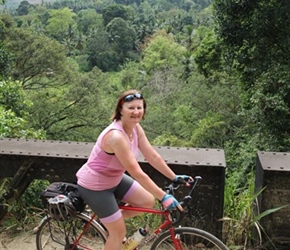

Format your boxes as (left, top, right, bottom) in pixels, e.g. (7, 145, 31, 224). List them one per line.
(102, 187, 155, 249)
(102, 217, 126, 250)
(78, 175, 155, 249)
(116, 175, 155, 219)
(78, 185, 126, 250)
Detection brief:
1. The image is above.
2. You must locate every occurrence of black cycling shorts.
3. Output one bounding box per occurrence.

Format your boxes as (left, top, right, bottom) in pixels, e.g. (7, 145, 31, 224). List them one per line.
(78, 174, 138, 223)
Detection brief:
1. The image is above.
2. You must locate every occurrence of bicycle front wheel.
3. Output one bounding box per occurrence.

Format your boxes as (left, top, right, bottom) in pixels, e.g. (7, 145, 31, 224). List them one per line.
(36, 213, 107, 250)
(150, 227, 228, 250)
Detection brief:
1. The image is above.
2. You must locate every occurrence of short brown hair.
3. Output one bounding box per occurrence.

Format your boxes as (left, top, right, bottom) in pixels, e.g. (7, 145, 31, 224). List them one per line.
(111, 89, 147, 121)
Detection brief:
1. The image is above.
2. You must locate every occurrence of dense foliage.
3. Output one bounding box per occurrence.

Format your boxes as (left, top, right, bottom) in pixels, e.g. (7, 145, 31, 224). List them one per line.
(214, 0, 290, 151)
(1, 0, 289, 248)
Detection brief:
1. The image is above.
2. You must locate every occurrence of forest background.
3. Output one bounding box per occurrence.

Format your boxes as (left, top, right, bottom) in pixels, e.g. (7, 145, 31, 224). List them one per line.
(1, 0, 290, 248)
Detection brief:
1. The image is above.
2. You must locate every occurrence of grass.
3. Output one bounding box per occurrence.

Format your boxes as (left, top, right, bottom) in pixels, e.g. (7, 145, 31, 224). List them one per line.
(222, 171, 288, 250)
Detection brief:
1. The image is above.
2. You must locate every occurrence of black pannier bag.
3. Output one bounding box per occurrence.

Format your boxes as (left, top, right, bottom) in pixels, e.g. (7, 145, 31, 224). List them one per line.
(41, 182, 86, 213)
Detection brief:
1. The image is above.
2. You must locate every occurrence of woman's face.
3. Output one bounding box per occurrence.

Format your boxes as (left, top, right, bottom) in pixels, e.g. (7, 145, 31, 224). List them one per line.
(120, 99, 144, 123)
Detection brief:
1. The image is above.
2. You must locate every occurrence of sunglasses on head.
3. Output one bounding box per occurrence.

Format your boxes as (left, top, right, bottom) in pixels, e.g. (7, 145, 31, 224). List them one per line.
(120, 93, 143, 105)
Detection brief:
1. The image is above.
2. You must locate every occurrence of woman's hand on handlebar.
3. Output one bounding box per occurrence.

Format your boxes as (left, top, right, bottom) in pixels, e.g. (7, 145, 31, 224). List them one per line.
(174, 175, 193, 186)
(161, 194, 184, 212)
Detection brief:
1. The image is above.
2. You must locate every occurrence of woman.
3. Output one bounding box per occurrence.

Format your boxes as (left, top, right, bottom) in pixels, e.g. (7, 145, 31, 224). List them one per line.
(76, 89, 192, 250)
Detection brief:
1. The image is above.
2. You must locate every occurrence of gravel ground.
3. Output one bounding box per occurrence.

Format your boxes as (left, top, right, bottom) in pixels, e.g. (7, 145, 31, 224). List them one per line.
(0, 230, 37, 250)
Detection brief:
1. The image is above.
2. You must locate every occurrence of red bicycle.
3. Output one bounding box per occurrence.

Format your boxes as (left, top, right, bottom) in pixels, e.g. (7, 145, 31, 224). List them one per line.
(35, 176, 228, 250)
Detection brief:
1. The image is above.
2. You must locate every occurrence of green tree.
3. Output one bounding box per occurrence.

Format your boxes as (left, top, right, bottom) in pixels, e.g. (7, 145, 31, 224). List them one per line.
(16, 1, 31, 16)
(106, 17, 137, 58)
(27, 67, 111, 141)
(115, 0, 141, 5)
(213, 0, 290, 150)
(0, 79, 45, 138)
(46, 7, 77, 41)
(141, 30, 187, 74)
(0, 43, 11, 78)
(147, 69, 242, 148)
(0, 79, 28, 116)
(157, 8, 190, 33)
(0, 13, 16, 41)
(102, 4, 133, 27)
(85, 27, 118, 72)
(17, 5, 50, 34)
(133, 1, 157, 45)
(193, 27, 223, 77)
(4, 28, 69, 89)
(77, 8, 102, 35)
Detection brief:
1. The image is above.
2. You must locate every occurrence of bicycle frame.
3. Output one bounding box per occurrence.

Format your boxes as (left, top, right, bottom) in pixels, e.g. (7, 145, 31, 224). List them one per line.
(71, 204, 182, 250)
(119, 205, 174, 232)
(121, 205, 183, 249)
(71, 213, 98, 250)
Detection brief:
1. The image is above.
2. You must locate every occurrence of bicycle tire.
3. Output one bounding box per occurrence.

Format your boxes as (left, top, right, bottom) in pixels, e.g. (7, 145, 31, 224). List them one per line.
(150, 227, 228, 250)
(36, 212, 107, 250)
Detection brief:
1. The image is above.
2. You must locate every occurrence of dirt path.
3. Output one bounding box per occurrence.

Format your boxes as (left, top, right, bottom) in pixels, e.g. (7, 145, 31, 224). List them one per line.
(0, 230, 37, 250)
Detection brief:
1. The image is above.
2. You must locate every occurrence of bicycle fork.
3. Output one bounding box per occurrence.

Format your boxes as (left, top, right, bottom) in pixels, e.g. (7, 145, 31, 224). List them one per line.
(169, 227, 183, 250)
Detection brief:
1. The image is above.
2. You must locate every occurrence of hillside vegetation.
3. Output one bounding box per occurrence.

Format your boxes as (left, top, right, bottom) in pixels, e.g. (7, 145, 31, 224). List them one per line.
(1, 0, 290, 248)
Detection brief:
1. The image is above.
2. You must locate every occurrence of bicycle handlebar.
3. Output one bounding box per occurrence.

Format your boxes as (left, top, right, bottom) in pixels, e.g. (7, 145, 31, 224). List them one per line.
(164, 176, 202, 199)
(163, 176, 202, 225)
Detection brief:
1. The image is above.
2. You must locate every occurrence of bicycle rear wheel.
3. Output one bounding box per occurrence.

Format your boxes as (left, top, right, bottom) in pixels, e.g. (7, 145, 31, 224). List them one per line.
(150, 227, 228, 250)
(36, 213, 107, 250)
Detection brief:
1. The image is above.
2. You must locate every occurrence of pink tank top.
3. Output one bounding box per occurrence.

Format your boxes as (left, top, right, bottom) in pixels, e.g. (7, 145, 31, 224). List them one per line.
(76, 120, 139, 190)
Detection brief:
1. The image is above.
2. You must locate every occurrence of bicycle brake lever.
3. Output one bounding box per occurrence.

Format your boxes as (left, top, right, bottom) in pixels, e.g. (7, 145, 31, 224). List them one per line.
(164, 183, 180, 194)
(177, 204, 184, 212)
